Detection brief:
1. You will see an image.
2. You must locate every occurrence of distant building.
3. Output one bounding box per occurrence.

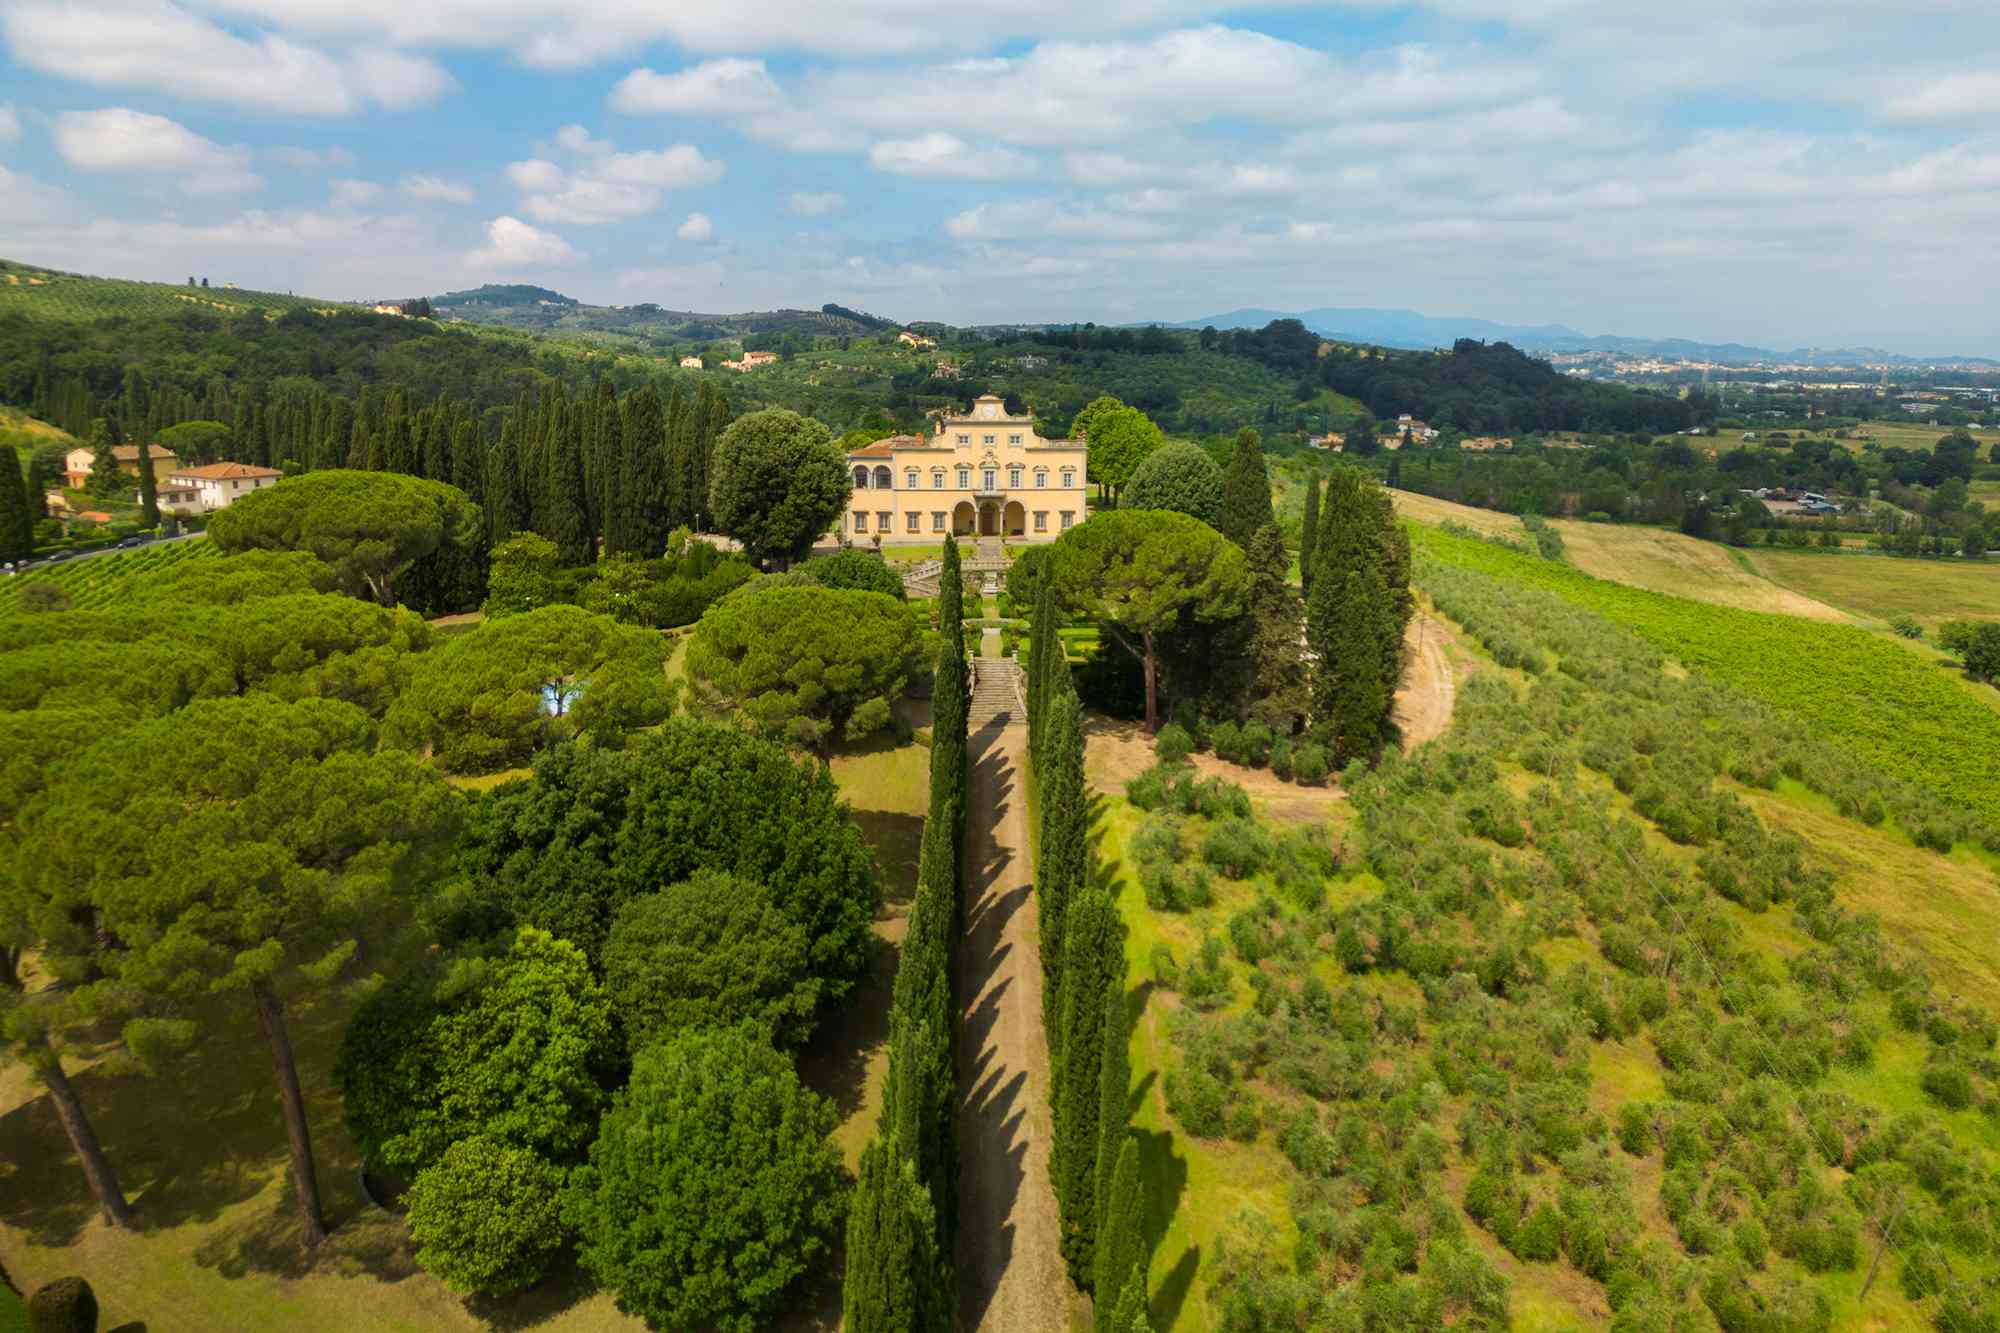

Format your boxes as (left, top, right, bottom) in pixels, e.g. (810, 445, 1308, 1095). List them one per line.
(65, 444, 179, 488)
(722, 350, 780, 372)
(1394, 414, 1439, 442)
(843, 394, 1086, 543)
(897, 331, 937, 349)
(679, 355, 704, 369)
(167, 461, 283, 511)
(935, 359, 962, 379)
(370, 303, 407, 316)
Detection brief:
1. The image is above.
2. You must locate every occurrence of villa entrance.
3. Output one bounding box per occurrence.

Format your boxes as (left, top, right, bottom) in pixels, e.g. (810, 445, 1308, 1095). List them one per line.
(953, 501, 977, 536)
(978, 500, 1001, 536)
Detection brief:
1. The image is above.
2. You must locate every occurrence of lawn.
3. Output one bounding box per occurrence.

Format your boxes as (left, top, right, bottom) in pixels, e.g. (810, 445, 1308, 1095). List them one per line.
(1549, 520, 1847, 621)
(1746, 547, 2000, 631)
(0, 730, 933, 1333)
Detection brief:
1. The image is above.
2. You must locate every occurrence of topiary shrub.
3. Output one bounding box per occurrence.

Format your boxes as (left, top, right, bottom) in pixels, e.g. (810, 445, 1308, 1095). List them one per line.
(27, 1277, 97, 1333)
(1154, 722, 1194, 764)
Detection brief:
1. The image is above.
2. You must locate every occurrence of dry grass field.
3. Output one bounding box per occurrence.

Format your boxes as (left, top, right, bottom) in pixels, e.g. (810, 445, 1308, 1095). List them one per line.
(1387, 489, 1528, 541)
(1747, 549, 2000, 631)
(1547, 519, 1847, 620)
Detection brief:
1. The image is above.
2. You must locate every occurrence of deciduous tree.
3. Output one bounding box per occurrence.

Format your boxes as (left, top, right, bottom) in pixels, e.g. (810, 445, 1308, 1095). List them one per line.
(707, 408, 851, 567)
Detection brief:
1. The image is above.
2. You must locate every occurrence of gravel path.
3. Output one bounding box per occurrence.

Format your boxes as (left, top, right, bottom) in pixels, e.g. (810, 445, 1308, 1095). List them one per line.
(1393, 612, 1457, 749)
(957, 717, 1068, 1333)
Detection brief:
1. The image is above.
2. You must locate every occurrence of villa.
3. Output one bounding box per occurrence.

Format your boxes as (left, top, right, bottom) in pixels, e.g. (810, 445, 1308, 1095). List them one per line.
(845, 395, 1087, 541)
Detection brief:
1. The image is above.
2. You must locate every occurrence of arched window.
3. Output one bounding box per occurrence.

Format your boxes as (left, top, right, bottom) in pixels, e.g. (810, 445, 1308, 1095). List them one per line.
(873, 465, 893, 490)
(905, 468, 919, 489)
(852, 466, 870, 489)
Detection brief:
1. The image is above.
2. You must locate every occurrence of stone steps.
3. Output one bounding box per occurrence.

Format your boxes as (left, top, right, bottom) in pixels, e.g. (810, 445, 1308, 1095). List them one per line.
(968, 659, 1023, 726)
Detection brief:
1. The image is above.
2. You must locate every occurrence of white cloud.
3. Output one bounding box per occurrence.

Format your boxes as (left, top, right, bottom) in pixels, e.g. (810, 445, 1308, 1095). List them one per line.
(0, 104, 20, 143)
(400, 172, 475, 204)
(505, 133, 722, 223)
(54, 108, 260, 193)
(269, 144, 354, 168)
(1881, 72, 2000, 124)
(869, 133, 1034, 180)
(677, 211, 714, 242)
(467, 215, 577, 267)
(946, 199, 1169, 241)
(611, 58, 781, 115)
(788, 191, 845, 217)
(329, 178, 383, 207)
(2, 0, 451, 116)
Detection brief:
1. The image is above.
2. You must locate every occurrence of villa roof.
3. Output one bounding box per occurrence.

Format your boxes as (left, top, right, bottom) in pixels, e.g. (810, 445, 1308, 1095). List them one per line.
(172, 462, 284, 481)
(848, 435, 921, 457)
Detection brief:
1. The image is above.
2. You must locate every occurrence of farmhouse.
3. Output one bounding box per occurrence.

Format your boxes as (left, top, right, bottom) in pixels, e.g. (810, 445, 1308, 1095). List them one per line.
(167, 461, 283, 511)
(64, 443, 179, 488)
(679, 355, 704, 369)
(722, 350, 779, 372)
(897, 331, 937, 349)
(845, 394, 1087, 541)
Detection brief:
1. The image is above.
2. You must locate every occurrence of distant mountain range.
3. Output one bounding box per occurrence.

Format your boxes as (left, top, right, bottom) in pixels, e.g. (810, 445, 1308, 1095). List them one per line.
(1151, 306, 2000, 368)
(426, 284, 896, 340)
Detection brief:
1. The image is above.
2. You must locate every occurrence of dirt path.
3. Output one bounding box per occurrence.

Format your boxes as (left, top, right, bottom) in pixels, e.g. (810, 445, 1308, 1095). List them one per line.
(1392, 612, 1456, 750)
(957, 718, 1068, 1333)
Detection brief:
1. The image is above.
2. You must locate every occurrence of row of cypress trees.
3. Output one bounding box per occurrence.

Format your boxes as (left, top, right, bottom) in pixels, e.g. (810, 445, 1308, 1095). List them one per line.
(1027, 584, 1153, 1331)
(1303, 467, 1414, 764)
(844, 536, 970, 1331)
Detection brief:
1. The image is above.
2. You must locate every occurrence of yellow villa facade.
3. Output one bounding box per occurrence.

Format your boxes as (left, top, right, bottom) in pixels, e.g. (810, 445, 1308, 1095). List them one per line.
(845, 395, 1087, 542)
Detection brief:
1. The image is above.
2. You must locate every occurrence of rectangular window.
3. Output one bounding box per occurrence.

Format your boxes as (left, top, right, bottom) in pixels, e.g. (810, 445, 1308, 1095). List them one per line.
(854, 512, 867, 532)
(907, 512, 920, 533)
(957, 468, 970, 488)
(1008, 467, 1022, 487)
(956, 433, 970, 445)
(1009, 433, 1023, 444)
(932, 511, 945, 532)
(982, 468, 997, 490)
(1035, 472, 1047, 488)
(1061, 470, 1074, 488)
(1060, 511, 1075, 530)
(878, 511, 891, 531)
(1034, 511, 1047, 531)
(982, 434, 996, 445)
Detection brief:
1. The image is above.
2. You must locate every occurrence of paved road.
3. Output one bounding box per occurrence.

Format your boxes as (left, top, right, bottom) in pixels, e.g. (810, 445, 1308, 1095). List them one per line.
(957, 717, 1068, 1333)
(5, 530, 206, 576)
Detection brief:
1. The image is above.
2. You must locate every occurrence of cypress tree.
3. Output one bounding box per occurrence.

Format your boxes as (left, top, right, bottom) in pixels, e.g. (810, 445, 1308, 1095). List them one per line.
(548, 412, 594, 565)
(1094, 1137, 1144, 1322)
(135, 435, 159, 526)
(0, 453, 32, 562)
(1299, 471, 1321, 597)
(1028, 584, 1056, 764)
(1094, 958, 1132, 1242)
(1037, 682, 1087, 1042)
(449, 419, 482, 503)
(486, 419, 527, 544)
(843, 1137, 946, 1332)
(1216, 426, 1274, 548)
(1110, 1265, 1151, 1332)
(596, 389, 625, 557)
(1052, 886, 1122, 1284)
(621, 385, 670, 556)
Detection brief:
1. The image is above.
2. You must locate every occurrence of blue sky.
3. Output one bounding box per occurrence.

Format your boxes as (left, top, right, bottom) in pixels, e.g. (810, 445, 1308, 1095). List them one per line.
(2, 1, 1999, 354)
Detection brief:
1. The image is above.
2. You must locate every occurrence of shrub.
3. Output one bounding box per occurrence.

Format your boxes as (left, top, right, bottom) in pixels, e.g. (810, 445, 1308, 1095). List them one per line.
(1239, 722, 1273, 768)
(406, 1135, 570, 1296)
(1202, 817, 1273, 879)
(1922, 1059, 1975, 1110)
(1211, 720, 1244, 763)
(1890, 614, 1923, 639)
(18, 580, 71, 613)
(1269, 737, 1295, 780)
(26, 1277, 97, 1333)
(1154, 722, 1194, 764)
(1511, 1202, 1563, 1262)
(1292, 742, 1331, 785)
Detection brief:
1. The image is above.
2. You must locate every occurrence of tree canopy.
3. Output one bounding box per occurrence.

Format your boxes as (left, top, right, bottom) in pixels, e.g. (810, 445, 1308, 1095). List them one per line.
(801, 549, 906, 599)
(564, 1025, 846, 1333)
(209, 469, 483, 610)
(1046, 509, 1251, 730)
(686, 584, 923, 750)
(1122, 442, 1223, 525)
(382, 603, 672, 774)
(1077, 399, 1165, 503)
(707, 408, 851, 566)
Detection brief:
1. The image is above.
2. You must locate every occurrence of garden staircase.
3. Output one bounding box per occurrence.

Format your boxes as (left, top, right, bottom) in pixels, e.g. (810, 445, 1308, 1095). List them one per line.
(968, 657, 1024, 728)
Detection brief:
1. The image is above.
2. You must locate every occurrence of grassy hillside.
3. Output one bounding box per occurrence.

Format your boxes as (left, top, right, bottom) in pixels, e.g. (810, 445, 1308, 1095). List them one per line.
(0, 258, 332, 324)
(1747, 548, 2000, 632)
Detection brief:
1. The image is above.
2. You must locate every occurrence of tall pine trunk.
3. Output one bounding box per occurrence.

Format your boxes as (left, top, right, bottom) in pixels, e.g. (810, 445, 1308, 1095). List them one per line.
(38, 1037, 134, 1229)
(252, 980, 326, 1248)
